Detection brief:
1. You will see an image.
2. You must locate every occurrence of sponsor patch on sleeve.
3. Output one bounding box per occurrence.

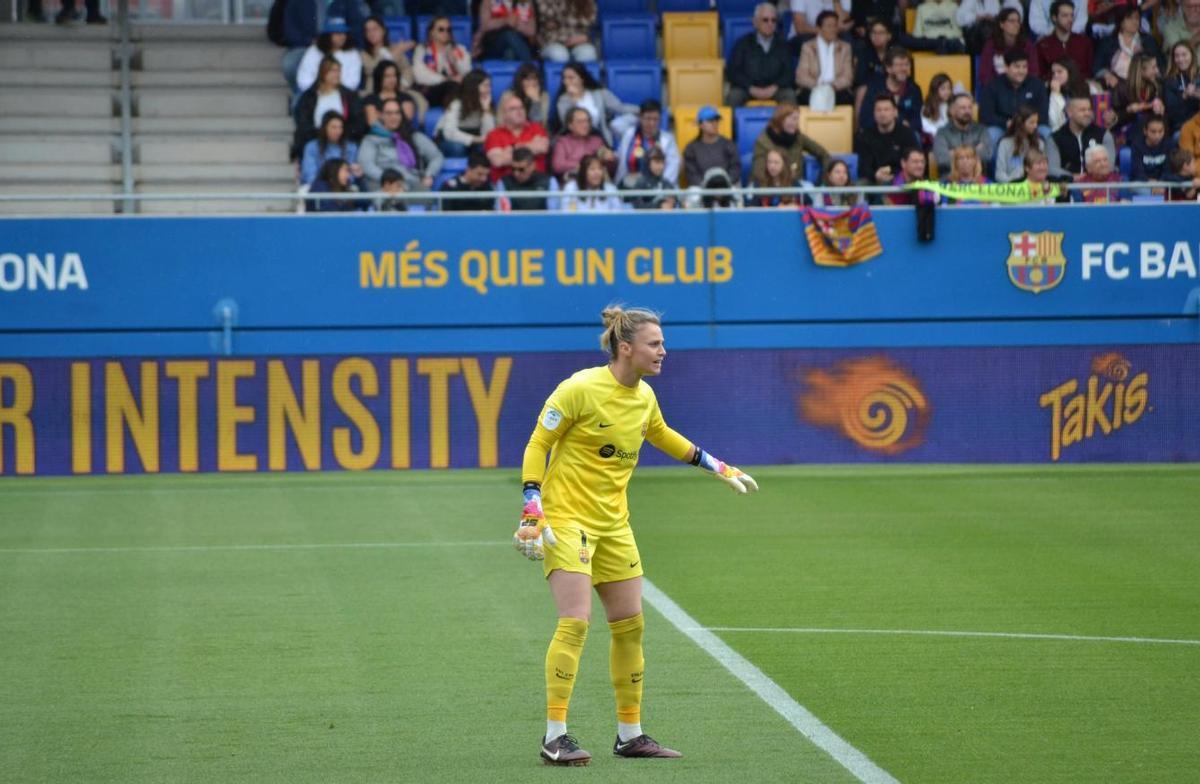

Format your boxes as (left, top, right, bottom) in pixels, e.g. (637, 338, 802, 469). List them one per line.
(541, 409, 563, 430)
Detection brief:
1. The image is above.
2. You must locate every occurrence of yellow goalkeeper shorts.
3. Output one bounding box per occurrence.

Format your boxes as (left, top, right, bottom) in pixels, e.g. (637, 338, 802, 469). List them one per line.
(542, 523, 643, 586)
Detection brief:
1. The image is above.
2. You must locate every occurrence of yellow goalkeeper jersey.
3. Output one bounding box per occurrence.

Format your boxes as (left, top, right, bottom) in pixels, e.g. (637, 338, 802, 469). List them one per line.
(522, 365, 692, 534)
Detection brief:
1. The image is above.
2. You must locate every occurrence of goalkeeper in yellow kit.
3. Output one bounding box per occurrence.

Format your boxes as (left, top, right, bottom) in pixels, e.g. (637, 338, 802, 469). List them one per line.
(513, 305, 758, 766)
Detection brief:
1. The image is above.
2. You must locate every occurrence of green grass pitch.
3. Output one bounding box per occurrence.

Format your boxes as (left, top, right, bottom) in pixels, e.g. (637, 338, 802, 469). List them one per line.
(2, 465, 1198, 783)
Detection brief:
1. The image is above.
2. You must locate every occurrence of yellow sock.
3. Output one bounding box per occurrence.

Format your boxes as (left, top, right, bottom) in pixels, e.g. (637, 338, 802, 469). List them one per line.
(609, 613, 645, 727)
(546, 617, 589, 723)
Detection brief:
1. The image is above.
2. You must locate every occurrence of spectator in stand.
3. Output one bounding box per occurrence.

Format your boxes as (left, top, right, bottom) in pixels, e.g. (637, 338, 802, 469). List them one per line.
(747, 149, 801, 207)
(1114, 53, 1166, 138)
(1046, 56, 1092, 131)
(512, 65, 551, 126)
(978, 8, 1039, 88)
(54, 0, 105, 24)
(1163, 148, 1200, 199)
(1180, 107, 1200, 158)
(1130, 115, 1176, 180)
(856, 93, 922, 184)
(293, 57, 366, 160)
(920, 74, 954, 144)
(436, 69, 495, 157)
(358, 96, 444, 192)
(364, 60, 425, 129)
(1028, 0, 1087, 38)
(797, 11, 855, 107)
(729, 3, 797, 108)
(933, 92, 995, 172)
(438, 152, 496, 211)
(860, 47, 924, 131)
(1048, 95, 1117, 179)
(1161, 0, 1200, 57)
(854, 20, 894, 118)
(377, 169, 408, 212)
(360, 16, 416, 88)
(1165, 42, 1200, 130)
(909, 0, 967, 55)
(790, 0, 853, 43)
(496, 147, 558, 209)
(474, 0, 538, 61)
(806, 158, 864, 206)
(956, 0, 1024, 56)
(1093, 7, 1163, 91)
(1073, 145, 1126, 201)
(981, 49, 1049, 144)
(622, 147, 678, 209)
(281, 0, 363, 92)
(1035, 1, 1093, 79)
(561, 154, 623, 211)
(301, 111, 364, 186)
(849, 0, 898, 36)
(553, 63, 638, 146)
(536, 0, 598, 62)
(884, 147, 932, 204)
(297, 17, 364, 93)
(1019, 148, 1057, 193)
(551, 108, 616, 181)
(307, 158, 366, 212)
(946, 144, 987, 183)
(994, 105, 1046, 182)
(751, 104, 830, 184)
(683, 106, 741, 187)
(413, 16, 472, 109)
(485, 91, 551, 181)
(615, 99, 681, 187)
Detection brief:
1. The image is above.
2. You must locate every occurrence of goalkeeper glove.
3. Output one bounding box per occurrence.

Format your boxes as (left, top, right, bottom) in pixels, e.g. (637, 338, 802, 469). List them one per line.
(691, 448, 759, 494)
(513, 482, 558, 560)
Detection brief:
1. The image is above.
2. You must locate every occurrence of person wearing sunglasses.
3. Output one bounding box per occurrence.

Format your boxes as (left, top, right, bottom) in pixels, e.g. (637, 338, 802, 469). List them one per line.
(413, 15, 473, 109)
(728, 3, 797, 107)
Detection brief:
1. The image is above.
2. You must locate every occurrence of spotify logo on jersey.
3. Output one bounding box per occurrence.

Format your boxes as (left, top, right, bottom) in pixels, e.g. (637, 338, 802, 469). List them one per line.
(598, 444, 616, 458)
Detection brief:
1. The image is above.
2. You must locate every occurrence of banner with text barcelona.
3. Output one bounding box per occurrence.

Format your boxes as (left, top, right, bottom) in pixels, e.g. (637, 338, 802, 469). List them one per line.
(2, 345, 1196, 477)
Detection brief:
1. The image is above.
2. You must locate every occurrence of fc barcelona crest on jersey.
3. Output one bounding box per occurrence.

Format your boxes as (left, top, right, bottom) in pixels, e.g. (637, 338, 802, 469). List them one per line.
(1007, 231, 1067, 294)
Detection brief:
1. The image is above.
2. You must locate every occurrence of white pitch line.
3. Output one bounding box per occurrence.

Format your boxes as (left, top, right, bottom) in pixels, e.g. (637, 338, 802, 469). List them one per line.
(707, 627, 1200, 647)
(642, 579, 899, 784)
(0, 541, 507, 554)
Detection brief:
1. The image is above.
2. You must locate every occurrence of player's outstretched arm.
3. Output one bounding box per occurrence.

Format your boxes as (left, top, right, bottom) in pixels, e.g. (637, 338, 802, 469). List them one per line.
(690, 447, 759, 494)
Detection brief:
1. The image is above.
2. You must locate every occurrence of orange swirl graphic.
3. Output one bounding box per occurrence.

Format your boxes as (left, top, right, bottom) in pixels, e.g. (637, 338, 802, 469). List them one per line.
(799, 357, 930, 455)
(1091, 352, 1131, 381)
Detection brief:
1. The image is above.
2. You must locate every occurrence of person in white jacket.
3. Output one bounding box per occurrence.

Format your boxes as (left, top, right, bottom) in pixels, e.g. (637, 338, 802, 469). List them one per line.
(296, 17, 363, 94)
(614, 100, 681, 186)
(560, 155, 624, 212)
(1027, 0, 1087, 38)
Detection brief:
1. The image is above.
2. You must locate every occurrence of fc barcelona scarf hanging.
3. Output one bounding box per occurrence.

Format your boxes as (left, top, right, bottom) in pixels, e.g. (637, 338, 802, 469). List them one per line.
(800, 205, 884, 267)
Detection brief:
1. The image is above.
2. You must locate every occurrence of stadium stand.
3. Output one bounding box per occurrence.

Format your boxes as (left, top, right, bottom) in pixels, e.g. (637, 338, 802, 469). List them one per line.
(912, 53, 973, 97)
(662, 11, 719, 60)
(722, 16, 754, 62)
(544, 60, 604, 101)
(673, 103, 733, 143)
(601, 14, 657, 60)
(606, 60, 664, 106)
(666, 59, 724, 106)
(798, 106, 855, 154)
(479, 60, 524, 103)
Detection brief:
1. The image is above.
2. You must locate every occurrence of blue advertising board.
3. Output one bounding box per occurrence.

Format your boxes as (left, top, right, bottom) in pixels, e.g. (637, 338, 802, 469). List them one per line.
(1, 345, 1195, 476)
(1, 205, 1199, 357)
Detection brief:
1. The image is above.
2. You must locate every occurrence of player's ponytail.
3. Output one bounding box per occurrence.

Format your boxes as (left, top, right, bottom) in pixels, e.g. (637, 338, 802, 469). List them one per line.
(599, 304, 661, 360)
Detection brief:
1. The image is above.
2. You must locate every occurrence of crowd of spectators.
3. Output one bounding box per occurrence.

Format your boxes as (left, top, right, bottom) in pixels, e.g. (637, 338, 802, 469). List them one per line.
(276, 0, 1200, 211)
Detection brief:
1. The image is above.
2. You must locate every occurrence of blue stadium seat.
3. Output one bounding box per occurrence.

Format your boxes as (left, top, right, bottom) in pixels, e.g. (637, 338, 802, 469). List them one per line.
(657, 0, 712, 12)
(598, 0, 650, 14)
(804, 153, 859, 183)
(414, 14, 472, 46)
(605, 60, 662, 106)
(545, 60, 603, 99)
(383, 15, 412, 43)
(1118, 146, 1132, 179)
(715, 0, 758, 18)
(740, 150, 754, 185)
(441, 156, 468, 176)
(480, 60, 527, 103)
(734, 105, 774, 157)
(602, 14, 657, 60)
(424, 106, 444, 137)
(722, 17, 755, 62)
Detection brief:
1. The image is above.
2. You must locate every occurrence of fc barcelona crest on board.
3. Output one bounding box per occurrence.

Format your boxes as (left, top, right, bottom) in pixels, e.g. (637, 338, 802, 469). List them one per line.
(1007, 231, 1067, 293)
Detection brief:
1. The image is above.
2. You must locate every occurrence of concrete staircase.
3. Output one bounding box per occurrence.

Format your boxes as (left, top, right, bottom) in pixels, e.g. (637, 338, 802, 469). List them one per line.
(132, 24, 295, 213)
(0, 23, 120, 215)
(0, 21, 295, 215)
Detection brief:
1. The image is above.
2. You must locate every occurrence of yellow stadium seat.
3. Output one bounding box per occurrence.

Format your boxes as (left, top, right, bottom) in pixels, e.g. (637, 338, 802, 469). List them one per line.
(672, 103, 733, 144)
(667, 59, 724, 107)
(912, 53, 974, 99)
(904, 7, 915, 33)
(798, 106, 854, 154)
(663, 12, 719, 60)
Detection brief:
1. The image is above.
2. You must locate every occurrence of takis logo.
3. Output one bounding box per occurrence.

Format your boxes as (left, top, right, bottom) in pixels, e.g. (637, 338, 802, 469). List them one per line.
(1007, 231, 1066, 293)
(1038, 353, 1149, 461)
(798, 357, 930, 455)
